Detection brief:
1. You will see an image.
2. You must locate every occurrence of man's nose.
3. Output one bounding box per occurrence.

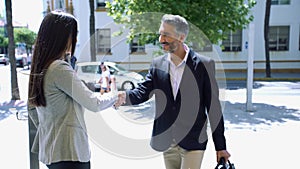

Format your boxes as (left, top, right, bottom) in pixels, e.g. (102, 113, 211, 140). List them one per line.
(159, 34, 165, 43)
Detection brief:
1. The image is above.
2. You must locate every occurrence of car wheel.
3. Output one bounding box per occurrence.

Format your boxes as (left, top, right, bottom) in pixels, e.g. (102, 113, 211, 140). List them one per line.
(121, 81, 134, 90)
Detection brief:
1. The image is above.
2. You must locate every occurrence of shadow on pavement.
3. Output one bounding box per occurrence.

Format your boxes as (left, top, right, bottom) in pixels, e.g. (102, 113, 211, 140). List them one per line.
(121, 101, 155, 121)
(0, 100, 27, 121)
(120, 99, 300, 129)
(223, 101, 300, 126)
(218, 80, 265, 90)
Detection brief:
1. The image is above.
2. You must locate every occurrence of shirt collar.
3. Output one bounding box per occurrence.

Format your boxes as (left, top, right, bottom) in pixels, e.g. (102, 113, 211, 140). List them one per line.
(182, 44, 189, 63)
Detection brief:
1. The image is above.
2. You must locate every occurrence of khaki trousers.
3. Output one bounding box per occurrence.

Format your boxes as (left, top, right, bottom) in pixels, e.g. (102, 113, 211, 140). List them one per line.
(163, 145, 205, 169)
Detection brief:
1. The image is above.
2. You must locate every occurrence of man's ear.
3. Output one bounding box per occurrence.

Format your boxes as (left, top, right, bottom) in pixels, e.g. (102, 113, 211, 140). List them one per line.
(179, 34, 186, 43)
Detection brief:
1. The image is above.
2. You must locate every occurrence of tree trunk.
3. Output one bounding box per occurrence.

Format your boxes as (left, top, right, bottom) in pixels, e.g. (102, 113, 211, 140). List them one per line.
(89, 0, 96, 61)
(5, 0, 20, 100)
(264, 0, 271, 78)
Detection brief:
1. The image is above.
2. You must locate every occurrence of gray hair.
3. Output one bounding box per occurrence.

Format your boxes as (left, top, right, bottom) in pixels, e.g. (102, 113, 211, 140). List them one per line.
(161, 14, 189, 39)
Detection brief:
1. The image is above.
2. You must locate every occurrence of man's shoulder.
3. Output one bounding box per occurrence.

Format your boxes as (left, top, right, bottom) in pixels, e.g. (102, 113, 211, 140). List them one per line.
(151, 54, 168, 66)
(153, 54, 167, 61)
(189, 50, 213, 63)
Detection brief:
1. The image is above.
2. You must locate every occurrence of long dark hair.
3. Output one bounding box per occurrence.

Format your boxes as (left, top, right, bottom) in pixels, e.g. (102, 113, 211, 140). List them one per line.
(28, 10, 78, 107)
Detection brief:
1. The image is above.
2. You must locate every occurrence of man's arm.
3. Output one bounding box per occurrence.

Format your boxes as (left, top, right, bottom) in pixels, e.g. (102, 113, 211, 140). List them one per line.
(203, 59, 231, 162)
(114, 62, 156, 107)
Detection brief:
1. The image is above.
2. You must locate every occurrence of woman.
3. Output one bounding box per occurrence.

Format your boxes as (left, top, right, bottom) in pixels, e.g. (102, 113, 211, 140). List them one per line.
(98, 63, 111, 94)
(28, 10, 116, 169)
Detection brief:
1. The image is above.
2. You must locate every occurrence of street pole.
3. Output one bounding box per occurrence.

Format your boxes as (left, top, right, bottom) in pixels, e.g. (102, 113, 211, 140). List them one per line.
(28, 104, 40, 169)
(246, 23, 254, 111)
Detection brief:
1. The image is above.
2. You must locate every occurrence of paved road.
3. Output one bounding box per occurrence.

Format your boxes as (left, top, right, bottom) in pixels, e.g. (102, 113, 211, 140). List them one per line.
(1, 65, 300, 169)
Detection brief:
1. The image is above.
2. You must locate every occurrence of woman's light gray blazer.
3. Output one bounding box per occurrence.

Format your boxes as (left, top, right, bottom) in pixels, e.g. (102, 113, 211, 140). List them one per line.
(31, 60, 116, 165)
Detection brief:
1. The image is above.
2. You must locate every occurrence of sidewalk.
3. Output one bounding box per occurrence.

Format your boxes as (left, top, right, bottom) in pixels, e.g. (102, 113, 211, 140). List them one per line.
(217, 71, 300, 81)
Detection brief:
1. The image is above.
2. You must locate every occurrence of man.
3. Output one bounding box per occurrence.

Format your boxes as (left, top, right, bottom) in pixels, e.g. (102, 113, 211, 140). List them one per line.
(116, 14, 230, 169)
(70, 55, 77, 69)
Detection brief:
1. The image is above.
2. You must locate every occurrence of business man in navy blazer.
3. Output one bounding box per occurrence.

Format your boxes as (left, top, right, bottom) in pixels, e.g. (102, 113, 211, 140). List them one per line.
(117, 14, 231, 169)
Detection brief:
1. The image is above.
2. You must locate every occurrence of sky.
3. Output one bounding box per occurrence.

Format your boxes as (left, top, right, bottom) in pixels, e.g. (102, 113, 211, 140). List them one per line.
(0, 0, 44, 33)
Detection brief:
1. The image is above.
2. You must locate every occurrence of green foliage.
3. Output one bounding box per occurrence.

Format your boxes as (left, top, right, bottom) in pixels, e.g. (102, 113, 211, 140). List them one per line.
(0, 34, 8, 47)
(0, 27, 8, 47)
(14, 28, 36, 49)
(107, 0, 256, 44)
(0, 27, 36, 50)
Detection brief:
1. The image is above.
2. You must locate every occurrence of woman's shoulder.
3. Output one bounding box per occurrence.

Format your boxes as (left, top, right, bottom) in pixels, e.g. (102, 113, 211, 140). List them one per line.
(48, 60, 72, 72)
(46, 60, 73, 80)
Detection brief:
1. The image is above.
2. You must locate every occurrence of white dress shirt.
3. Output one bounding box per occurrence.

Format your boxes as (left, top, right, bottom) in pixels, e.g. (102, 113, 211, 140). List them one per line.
(168, 44, 189, 99)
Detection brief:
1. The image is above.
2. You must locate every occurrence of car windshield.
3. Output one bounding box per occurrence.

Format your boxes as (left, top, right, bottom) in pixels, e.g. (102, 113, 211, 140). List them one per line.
(114, 64, 127, 71)
(81, 65, 99, 74)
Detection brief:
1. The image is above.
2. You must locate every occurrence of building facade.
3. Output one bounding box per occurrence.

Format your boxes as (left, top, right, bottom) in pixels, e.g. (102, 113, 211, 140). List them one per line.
(43, 0, 300, 73)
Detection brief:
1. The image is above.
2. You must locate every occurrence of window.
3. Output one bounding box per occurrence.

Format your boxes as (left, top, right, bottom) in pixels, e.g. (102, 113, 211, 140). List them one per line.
(96, 0, 106, 8)
(190, 41, 212, 52)
(222, 29, 242, 52)
(269, 26, 289, 51)
(96, 29, 111, 54)
(58, 0, 64, 9)
(96, 0, 111, 11)
(130, 35, 145, 53)
(271, 0, 290, 5)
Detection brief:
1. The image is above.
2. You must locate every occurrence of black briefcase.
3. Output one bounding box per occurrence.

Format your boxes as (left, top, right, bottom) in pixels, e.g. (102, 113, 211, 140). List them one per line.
(215, 157, 235, 169)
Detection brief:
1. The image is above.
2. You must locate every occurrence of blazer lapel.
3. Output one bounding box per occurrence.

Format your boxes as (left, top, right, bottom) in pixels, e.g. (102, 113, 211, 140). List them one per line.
(159, 56, 175, 100)
(175, 51, 194, 102)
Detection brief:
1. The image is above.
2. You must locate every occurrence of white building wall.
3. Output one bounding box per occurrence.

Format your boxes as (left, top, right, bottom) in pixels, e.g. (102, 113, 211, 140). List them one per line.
(75, 0, 90, 62)
(217, 0, 300, 71)
(252, 0, 265, 62)
(269, 0, 300, 70)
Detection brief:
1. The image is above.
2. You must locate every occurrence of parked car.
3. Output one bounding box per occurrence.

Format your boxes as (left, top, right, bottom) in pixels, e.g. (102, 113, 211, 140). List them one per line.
(75, 61, 145, 91)
(0, 54, 9, 65)
(15, 54, 28, 68)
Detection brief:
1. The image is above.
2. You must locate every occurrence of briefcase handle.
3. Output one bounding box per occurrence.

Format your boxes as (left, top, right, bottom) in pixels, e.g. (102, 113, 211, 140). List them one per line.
(215, 157, 235, 169)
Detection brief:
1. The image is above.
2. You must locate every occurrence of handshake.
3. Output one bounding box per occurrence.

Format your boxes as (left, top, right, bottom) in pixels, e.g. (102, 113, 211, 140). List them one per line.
(113, 91, 126, 109)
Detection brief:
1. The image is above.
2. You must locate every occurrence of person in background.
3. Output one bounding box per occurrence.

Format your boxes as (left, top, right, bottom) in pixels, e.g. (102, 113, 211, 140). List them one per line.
(98, 62, 111, 94)
(28, 10, 117, 169)
(115, 14, 231, 169)
(63, 52, 76, 69)
(70, 55, 77, 69)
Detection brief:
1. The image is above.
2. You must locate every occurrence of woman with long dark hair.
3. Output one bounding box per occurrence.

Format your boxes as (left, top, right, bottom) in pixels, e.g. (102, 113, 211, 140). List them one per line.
(28, 10, 116, 169)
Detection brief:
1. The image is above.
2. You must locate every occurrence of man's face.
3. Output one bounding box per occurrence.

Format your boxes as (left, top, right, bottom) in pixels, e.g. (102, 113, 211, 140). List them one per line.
(158, 22, 181, 53)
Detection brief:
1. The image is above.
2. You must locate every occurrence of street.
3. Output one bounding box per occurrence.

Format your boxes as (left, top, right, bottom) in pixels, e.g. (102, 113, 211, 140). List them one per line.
(0, 64, 300, 169)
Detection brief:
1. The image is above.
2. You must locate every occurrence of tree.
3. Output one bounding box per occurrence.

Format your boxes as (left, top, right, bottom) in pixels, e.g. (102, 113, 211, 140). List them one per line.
(0, 34, 8, 53)
(89, 0, 96, 61)
(5, 0, 20, 100)
(107, 0, 256, 44)
(0, 27, 36, 55)
(264, 0, 271, 78)
(14, 28, 37, 55)
(0, 15, 8, 53)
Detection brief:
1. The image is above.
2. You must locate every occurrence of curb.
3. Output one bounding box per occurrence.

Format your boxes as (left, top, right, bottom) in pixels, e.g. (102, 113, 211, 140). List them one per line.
(217, 77, 300, 81)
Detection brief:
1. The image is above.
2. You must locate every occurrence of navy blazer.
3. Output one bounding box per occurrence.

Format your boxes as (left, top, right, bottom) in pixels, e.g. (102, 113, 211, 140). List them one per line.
(126, 50, 226, 152)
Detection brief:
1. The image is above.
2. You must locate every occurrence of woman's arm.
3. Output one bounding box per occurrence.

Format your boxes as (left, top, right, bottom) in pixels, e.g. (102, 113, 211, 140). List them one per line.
(51, 60, 116, 112)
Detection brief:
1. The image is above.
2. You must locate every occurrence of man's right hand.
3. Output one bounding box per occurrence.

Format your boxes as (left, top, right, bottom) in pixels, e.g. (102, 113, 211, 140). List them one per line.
(114, 91, 126, 108)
